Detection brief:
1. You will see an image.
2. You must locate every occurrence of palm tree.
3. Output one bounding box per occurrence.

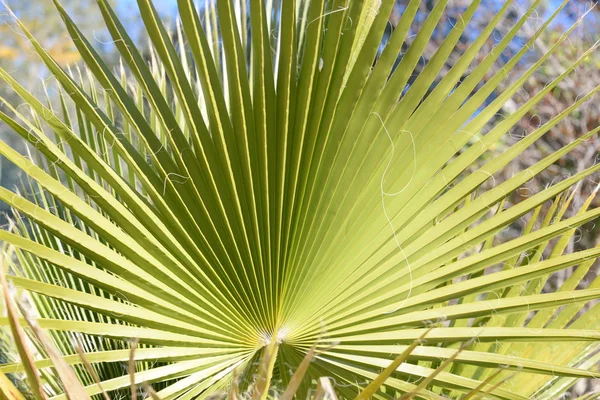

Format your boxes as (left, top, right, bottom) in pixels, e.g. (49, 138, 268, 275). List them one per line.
(0, 0, 599, 398)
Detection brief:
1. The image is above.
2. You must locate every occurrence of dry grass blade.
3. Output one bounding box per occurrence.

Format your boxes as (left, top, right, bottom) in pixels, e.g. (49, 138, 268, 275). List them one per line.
(477, 372, 517, 400)
(0, 370, 26, 400)
(314, 379, 325, 400)
(142, 382, 162, 400)
(75, 341, 110, 400)
(280, 345, 316, 400)
(19, 303, 91, 400)
(0, 255, 47, 400)
(251, 337, 279, 400)
(227, 366, 242, 400)
(398, 341, 469, 400)
(129, 338, 140, 400)
(314, 377, 338, 400)
(460, 367, 506, 400)
(573, 392, 600, 400)
(354, 328, 433, 400)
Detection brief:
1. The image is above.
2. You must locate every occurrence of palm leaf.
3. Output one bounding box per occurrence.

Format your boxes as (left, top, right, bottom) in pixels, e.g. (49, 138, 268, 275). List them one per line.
(0, 0, 599, 398)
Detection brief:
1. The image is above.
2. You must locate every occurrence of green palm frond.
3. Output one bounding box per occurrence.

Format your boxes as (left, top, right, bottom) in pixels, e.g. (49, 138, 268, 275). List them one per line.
(0, 0, 599, 398)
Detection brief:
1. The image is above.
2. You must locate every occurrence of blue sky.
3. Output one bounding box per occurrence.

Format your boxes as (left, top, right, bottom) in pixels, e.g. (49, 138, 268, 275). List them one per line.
(117, 0, 178, 19)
